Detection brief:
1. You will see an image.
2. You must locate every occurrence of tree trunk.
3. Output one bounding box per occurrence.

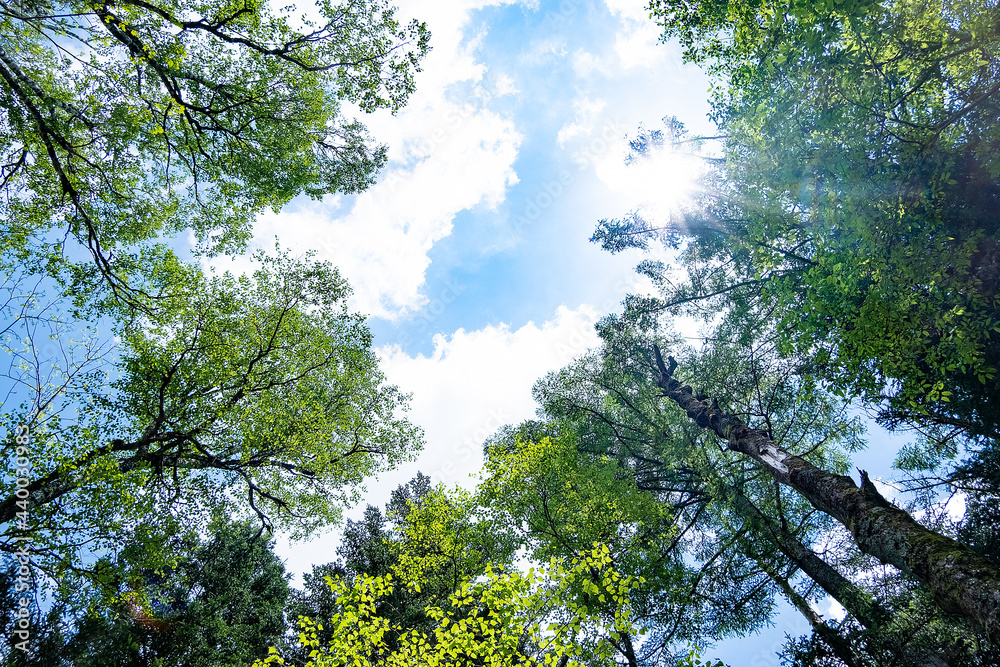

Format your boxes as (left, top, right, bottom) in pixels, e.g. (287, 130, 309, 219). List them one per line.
(723, 483, 888, 629)
(725, 484, 951, 667)
(757, 559, 869, 667)
(653, 345, 1000, 645)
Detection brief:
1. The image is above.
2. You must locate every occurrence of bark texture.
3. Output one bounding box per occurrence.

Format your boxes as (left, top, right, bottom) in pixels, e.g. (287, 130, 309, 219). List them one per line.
(726, 484, 951, 667)
(653, 345, 1000, 645)
(724, 484, 888, 629)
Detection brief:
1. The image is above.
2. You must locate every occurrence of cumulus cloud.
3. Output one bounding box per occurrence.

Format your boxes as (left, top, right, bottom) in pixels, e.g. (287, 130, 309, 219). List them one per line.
(376, 304, 602, 490)
(604, 0, 668, 70)
(214, 0, 526, 319)
(251, 106, 520, 318)
(276, 304, 603, 580)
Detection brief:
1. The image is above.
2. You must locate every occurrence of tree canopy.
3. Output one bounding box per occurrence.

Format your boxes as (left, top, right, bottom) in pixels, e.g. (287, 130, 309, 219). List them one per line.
(601, 0, 1000, 443)
(4, 0, 1000, 664)
(0, 0, 429, 301)
(583, 0, 1000, 659)
(1, 252, 421, 587)
(1, 520, 291, 666)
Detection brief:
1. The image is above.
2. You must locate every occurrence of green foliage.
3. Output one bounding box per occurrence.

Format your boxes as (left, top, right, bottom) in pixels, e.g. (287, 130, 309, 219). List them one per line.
(778, 576, 1000, 667)
(479, 432, 675, 585)
(260, 543, 641, 667)
(637, 0, 1000, 440)
(1, 521, 291, 666)
(0, 0, 429, 301)
(512, 311, 886, 659)
(0, 251, 421, 587)
(390, 485, 504, 594)
(285, 475, 459, 665)
(596, 2, 1000, 653)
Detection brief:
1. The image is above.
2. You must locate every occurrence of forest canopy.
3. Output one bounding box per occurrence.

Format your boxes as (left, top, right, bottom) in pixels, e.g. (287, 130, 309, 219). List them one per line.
(3, 0, 1000, 665)
(0, 0, 428, 644)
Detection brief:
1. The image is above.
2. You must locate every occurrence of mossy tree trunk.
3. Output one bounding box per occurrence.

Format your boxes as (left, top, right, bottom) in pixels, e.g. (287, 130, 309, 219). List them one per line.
(725, 483, 951, 666)
(653, 346, 1000, 645)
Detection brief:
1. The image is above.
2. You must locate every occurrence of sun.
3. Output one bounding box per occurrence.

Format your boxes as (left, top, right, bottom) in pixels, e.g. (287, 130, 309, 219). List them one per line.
(597, 138, 706, 225)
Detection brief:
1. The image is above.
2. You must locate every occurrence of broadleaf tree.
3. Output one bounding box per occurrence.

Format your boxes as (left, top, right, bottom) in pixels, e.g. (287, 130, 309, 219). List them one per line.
(264, 517, 643, 667)
(603, 0, 1000, 446)
(0, 252, 422, 590)
(0, 0, 430, 303)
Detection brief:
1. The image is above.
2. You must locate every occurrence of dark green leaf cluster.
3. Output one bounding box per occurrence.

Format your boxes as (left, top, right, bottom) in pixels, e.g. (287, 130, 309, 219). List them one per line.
(0, 521, 290, 666)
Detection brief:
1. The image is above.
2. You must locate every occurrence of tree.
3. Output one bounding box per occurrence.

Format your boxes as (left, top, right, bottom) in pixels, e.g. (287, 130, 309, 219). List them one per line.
(1, 520, 291, 666)
(651, 344, 1000, 644)
(283, 474, 477, 665)
(0, 0, 429, 302)
(516, 334, 856, 662)
(587, 0, 1000, 635)
(525, 310, 996, 664)
(479, 431, 681, 667)
(264, 530, 642, 667)
(0, 251, 421, 588)
(614, 0, 1000, 445)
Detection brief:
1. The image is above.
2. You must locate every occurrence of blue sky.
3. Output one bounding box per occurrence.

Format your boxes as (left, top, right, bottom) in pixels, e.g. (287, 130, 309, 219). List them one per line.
(223, 0, 913, 662)
(224, 0, 719, 496)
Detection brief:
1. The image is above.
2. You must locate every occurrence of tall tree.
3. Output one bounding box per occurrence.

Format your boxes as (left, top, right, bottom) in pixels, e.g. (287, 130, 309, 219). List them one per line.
(528, 313, 993, 663)
(603, 0, 1000, 446)
(0, 0, 429, 301)
(651, 344, 1000, 644)
(522, 324, 876, 662)
(1, 520, 291, 666)
(0, 252, 421, 588)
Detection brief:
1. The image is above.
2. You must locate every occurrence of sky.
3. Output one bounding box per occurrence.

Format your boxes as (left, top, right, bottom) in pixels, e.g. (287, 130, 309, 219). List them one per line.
(243, 0, 718, 501)
(226, 0, 910, 662)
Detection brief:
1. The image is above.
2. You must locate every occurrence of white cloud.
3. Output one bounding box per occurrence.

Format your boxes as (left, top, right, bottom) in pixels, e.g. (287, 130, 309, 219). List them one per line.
(571, 49, 604, 78)
(251, 105, 520, 318)
(494, 72, 519, 97)
(603, 0, 649, 22)
(604, 0, 667, 70)
(520, 36, 569, 64)
(275, 304, 602, 580)
(215, 0, 526, 319)
(817, 597, 847, 622)
(377, 303, 601, 490)
(556, 96, 608, 147)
